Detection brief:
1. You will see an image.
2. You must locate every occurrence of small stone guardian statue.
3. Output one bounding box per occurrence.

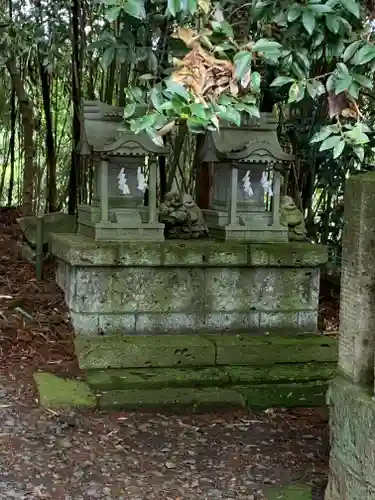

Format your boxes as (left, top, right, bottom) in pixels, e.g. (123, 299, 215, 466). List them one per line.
(280, 195, 307, 241)
(159, 191, 208, 239)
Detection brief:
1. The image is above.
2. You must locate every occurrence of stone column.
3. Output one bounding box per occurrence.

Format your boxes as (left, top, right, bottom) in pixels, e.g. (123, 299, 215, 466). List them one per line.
(325, 172, 375, 500)
(338, 172, 375, 386)
(99, 159, 109, 222)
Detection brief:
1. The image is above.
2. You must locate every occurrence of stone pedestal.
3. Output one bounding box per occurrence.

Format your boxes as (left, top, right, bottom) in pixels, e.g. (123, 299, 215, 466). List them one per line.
(51, 232, 326, 336)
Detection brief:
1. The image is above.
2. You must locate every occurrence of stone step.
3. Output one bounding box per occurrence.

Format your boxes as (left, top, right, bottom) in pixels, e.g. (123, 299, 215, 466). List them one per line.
(96, 382, 328, 411)
(263, 484, 312, 499)
(75, 333, 337, 370)
(35, 372, 330, 411)
(85, 363, 336, 391)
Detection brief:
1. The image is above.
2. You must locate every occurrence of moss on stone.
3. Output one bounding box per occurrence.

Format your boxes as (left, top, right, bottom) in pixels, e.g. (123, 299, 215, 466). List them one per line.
(34, 372, 96, 409)
(85, 366, 229, 391)
(210, 334, 337, 366)
(263, 484, 312, 500)
(224, 362, 336, 384)
(236, 381, 328, 408)
(75, 334, 216, 370)
(51, 233, 327, 268)
(97, 386, 246, 411)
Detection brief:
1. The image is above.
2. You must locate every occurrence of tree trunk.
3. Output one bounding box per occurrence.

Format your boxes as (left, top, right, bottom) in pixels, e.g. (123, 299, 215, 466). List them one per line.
(6, 57, 35, 215)
(7, 89, 16, 206)
(68, 0, 83, 215)
(40, 62, 57, 212)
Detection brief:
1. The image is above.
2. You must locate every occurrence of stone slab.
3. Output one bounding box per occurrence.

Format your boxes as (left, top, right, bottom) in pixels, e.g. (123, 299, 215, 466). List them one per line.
(97, 387, 246, 411)
(50, 233, 327, 268)
(75, 335, 216, 370)
(236, 381, 328, 408)
(212, 334, 337, 366)
(34, 372, 96, 409)
(86, 367, 229, 391)
(326, 376, 375, 492)
(224, 362, 336, 384)
(264, 484, 312, 500)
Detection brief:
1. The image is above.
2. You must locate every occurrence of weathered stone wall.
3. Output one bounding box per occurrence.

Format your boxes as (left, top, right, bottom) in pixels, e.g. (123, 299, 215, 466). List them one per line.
(326, 172, 375, 500)
(52, 234, 327, 335)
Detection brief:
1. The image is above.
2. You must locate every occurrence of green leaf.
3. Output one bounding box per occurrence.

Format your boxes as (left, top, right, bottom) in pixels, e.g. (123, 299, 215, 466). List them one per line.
(306, 80, 324, 99)
(105, 6, 121, 21)
(354, 146, 365, 162)
(241, 104, 260, 118)
(312, 31, 324, 49)
(131, 114, 157, 134)
(308, 3, 333, 13)
(101, 46, 115, 69)
(310, 128, 333, 143)
(190, 103, 207, 119)
(123, 0, 146, 19)
(234, 51, 252, 81)
(167, 0, 181, 16)
(145, 128, 165, 147)
(182, 0, 197, 14)
(341, 0, 360, 18)
(251, 71, 261, 92)
(343, 40, 362, 62)
(335, 74, 352, 93)
(347, 82, 360, 99)
(352, 73, 373, 89)
(325, 14, 340, 34)
(302, 10, 316, 35)
(319, 135, 341, 151)
(270, 76, 295, 87)
(288, 82, 305, 103)
(218, 106, 241, 126)
(352, 45, 375, 66)
(287, 5, 302, 22)
(333, 139, 345, 159)
(337, 62, 349, 76)
(165, 80, 190, 101)
(123, 102, 136, 118)
(150, 88, 163, 111)
(252, 38, 282, 53)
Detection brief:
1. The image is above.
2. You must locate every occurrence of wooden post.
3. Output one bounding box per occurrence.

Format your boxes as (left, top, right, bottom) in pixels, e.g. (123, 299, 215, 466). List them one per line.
(35, 215, 44, 281)
(100, 159, 109, 222)
(148, 161, 157, 223)
(229, 163, 238, 225)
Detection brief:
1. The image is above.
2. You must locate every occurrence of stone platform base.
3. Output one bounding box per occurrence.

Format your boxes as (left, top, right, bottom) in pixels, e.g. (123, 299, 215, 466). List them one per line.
(34, 333, 337, 411)
(325, 377, 375, 500)
(50, 233, 327, 336)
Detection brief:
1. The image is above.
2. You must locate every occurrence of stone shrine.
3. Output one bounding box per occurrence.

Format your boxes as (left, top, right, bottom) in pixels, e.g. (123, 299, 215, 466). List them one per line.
(199, 113, 292, 242)
(77, 100, 166, 241)
(45, 102, 333, 411)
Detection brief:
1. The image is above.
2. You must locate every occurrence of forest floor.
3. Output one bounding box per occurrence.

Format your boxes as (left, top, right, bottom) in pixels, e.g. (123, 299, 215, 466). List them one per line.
(0, 207, 339, 500)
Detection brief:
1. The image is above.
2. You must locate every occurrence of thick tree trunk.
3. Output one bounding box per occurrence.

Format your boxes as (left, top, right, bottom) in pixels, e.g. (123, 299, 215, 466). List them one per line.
(6, 57, 35, 215)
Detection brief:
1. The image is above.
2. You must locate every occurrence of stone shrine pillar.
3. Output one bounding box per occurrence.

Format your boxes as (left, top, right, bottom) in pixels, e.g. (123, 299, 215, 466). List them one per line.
(325, 172, 375, 500)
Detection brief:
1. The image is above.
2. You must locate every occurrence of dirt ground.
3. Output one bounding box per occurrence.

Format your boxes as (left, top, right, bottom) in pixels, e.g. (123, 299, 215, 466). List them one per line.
(0, 207, 338, 499)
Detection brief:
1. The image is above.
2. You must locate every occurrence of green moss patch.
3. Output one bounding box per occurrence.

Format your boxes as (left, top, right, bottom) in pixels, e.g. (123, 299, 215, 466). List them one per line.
(34, 372, 96, 409)
(236, 381, 328, 409)
(86, 366, 228, 391)
(97, 386, 246, 411)
(263, 484, 312, 499)
(75, 334, 215, 370)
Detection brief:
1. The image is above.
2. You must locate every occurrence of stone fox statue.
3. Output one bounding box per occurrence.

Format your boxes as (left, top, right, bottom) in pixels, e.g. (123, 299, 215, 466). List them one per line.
(279, 195, 307, 241)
